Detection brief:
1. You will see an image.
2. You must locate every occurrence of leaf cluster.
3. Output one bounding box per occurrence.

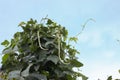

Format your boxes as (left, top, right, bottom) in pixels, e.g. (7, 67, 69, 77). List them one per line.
(1, 18, 87, 80)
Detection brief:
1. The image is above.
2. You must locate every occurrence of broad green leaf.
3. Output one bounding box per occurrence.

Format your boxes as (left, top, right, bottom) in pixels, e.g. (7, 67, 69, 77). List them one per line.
(45, 40, 56, 49)
(107, 76, 112, 80)
(2, 47, 14, 54)
(71, 59, 83, 67)
(54, 69, 65, 78)
(47, 55, 59, 64)
(1, 40, 9, 47)
(2, 53, 10, 64)
(66, 75, 73, 80)
(62, 27, 68, 41)
(118, 70, 120, 74)
(22, 54, 36, 62)
(8, 70, 24, 80)
(47, 19, 53, 25)
(41, 70, 49, 76)
(37, 51, 47, 62)
(27, 73, 47, 80)
(45, 41, 54, 47)
(21, 63, 33, 77)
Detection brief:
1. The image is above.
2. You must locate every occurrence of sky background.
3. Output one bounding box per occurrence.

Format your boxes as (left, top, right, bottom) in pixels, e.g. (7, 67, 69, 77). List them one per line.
(0, 0, 120, 80)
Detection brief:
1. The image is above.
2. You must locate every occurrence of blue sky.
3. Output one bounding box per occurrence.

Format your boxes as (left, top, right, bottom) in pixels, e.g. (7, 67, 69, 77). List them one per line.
(0, 0, 120, 80)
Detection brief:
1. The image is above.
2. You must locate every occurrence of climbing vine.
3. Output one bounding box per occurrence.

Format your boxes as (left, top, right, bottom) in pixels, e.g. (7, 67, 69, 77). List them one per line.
(0, 18, 87, 80)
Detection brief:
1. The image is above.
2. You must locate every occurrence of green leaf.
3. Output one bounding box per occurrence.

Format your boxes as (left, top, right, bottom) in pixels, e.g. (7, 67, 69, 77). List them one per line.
(47, 19, 53, 25)
(2, 47, 14, 54)
(21, 63, 33, 77)
(107, 76, 112, 80)
(47, 55, 59, 64)
(1, 40, 9, 47)
(27, 73, 47, 80)
(38, 52, 47, 62)
(119, 69, 120, 74)
(45, 40, 56, 49)
(69, 37, 78, 43)
(71, 59, 83, 67)
(18, 22, 26, 27)
(63, 70, 72, 74)
(23, 54, 36, 62)
(41, 70, 49, 76)
(62, 27, 68, 41)
(45, 41, 54, 47)
(54, 69, 65, 78)
(2, 53, 10, 64)
(66, 75, 73, 80)
(78, 73, 88, 80)
(8, 70, 24, 80)
(14, 32, 21, 40)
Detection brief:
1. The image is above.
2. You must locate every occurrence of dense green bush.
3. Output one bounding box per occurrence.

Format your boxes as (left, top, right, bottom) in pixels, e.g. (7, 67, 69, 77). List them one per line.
(0, 18, 87, 80)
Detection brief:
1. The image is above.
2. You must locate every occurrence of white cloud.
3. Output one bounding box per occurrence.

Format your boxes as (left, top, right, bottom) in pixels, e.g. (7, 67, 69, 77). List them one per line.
(78, 28, 104, 47)
(81, 63, 120, 80)
(102, 50, 116, 58)
(100, 23, 120, 40)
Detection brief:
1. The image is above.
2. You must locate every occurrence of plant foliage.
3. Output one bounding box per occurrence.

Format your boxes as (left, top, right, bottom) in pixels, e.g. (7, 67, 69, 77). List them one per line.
(0, 18, 87, 80)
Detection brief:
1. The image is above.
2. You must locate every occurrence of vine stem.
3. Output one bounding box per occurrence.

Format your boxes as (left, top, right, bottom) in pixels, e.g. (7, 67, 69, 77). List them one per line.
(57, 32, 70, 65)
(75, 18, 95, 37)
(37, 31, 48, 50)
